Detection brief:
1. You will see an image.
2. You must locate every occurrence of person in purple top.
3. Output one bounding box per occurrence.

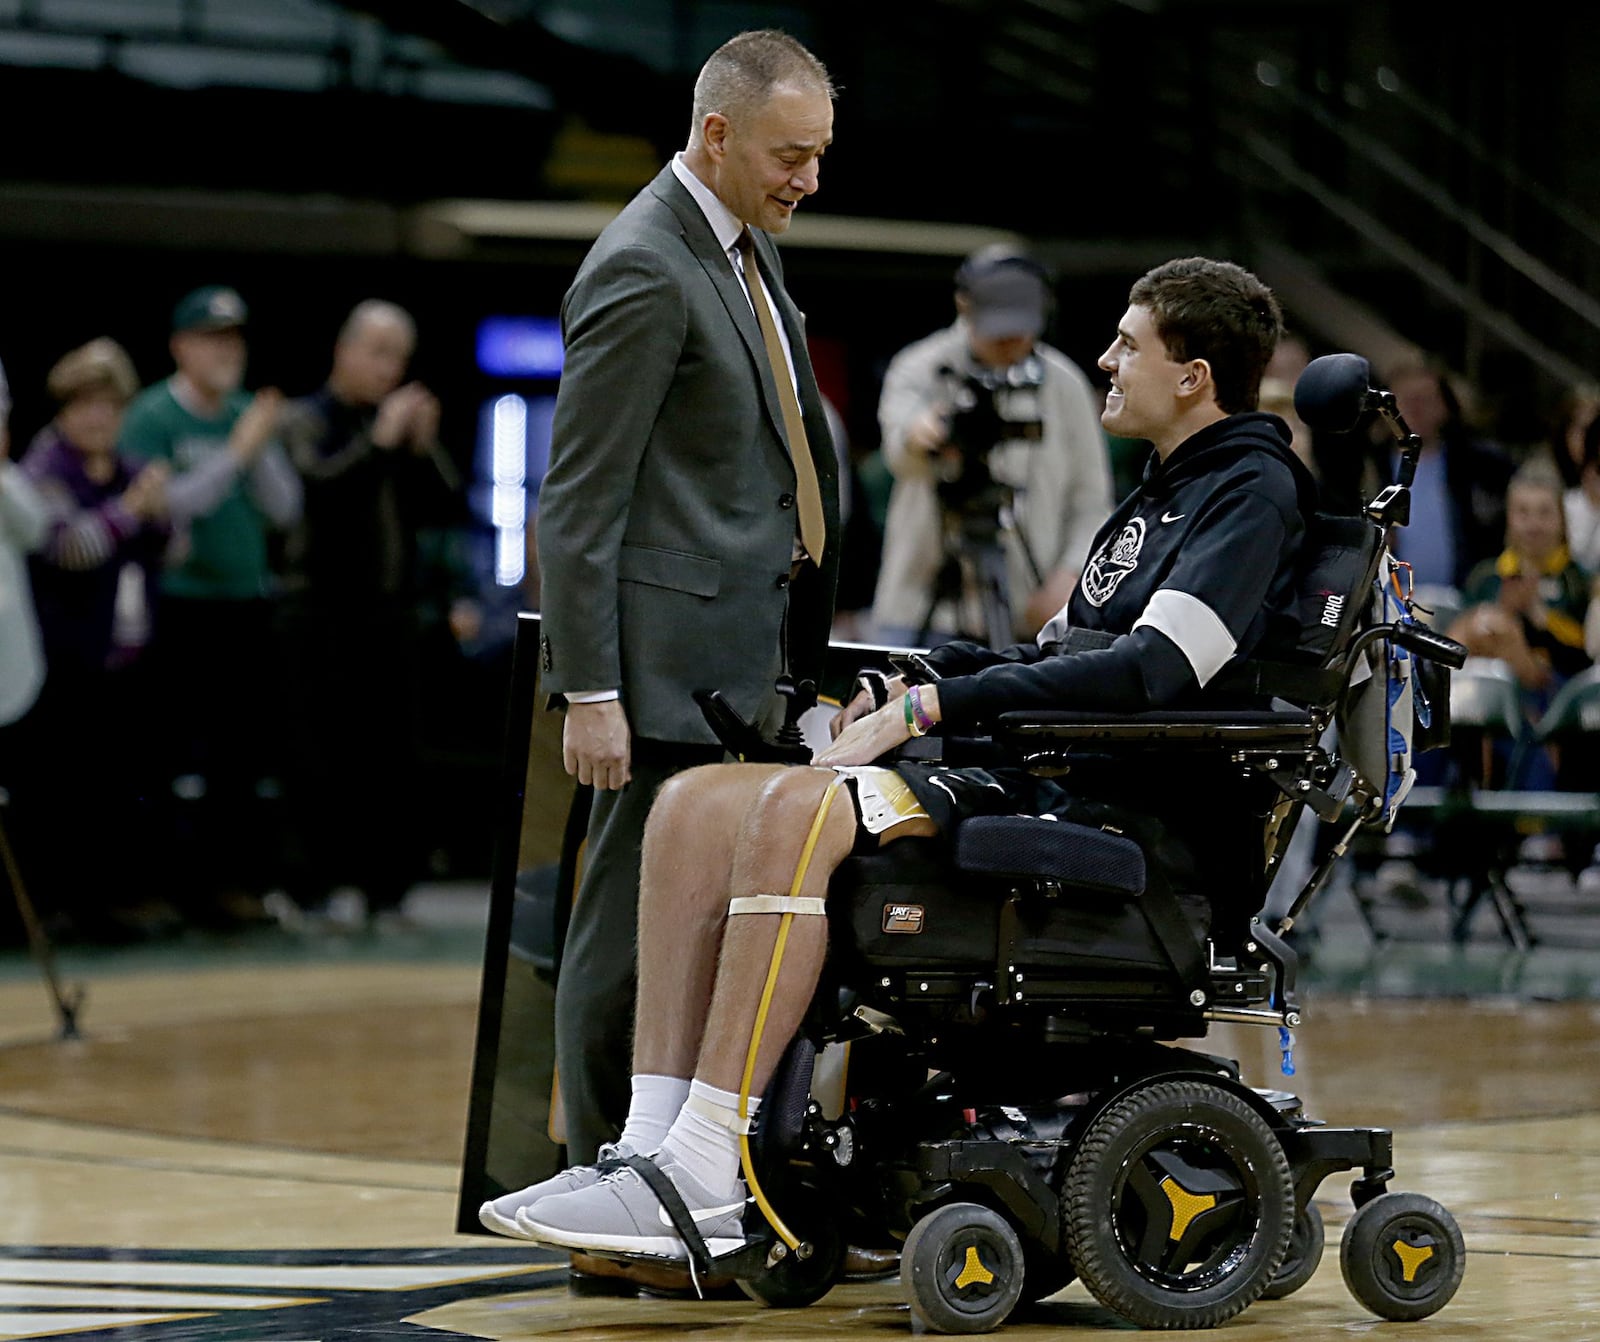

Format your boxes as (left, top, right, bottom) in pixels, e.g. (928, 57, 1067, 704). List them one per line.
(22, 340, 169, 678)
(14, 338, 174, 941)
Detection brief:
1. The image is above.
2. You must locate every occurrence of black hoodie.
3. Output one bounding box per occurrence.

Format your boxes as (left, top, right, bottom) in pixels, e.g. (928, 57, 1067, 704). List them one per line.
(928, 411, 1317, 729)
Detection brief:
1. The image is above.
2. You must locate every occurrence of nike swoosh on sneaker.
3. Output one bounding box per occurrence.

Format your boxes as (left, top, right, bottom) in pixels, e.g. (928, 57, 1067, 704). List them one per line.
(658, 1199, 746, 1229)
(1161, 511, 1185, 523)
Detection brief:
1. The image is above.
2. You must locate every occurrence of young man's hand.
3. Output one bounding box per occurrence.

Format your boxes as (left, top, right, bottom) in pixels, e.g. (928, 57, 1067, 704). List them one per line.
(828, 675, 907, 739)
(815, 686, 938, 768)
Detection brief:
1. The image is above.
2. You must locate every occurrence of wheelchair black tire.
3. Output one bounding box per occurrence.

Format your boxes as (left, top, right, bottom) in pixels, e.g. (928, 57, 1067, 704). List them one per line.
(1260, 1198, 1325, 1299)
(901, 1202, 1027, 1334)
(1339, 1191, 1465, 1321)
(1062, 1078, 1295, 1329)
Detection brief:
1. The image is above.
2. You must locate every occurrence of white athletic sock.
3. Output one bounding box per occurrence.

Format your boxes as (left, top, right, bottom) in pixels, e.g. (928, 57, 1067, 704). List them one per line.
(658, 1079, 758, 1199)
(616, 1073, 691, 1156)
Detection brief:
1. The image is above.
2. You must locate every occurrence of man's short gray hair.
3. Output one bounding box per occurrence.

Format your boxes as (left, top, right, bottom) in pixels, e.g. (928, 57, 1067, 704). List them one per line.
(338, 299, 416, 348)
(689, 29, 834, 144)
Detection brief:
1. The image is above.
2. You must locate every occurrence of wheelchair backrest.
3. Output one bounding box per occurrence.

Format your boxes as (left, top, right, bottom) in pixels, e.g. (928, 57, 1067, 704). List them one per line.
(1209, 511, 1385, 711)
(1272, 511, 1386, 675)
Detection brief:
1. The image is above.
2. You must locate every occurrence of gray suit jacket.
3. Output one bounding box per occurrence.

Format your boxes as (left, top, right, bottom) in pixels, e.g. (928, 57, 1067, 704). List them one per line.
(536, 164, 841, 744)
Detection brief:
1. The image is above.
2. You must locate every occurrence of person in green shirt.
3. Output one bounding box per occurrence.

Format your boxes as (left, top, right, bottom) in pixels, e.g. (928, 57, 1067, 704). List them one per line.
(121, 285, 302, 930)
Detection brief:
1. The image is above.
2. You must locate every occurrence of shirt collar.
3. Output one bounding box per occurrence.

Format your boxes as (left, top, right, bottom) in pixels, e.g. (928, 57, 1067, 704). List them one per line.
(671, 153, 745, 258)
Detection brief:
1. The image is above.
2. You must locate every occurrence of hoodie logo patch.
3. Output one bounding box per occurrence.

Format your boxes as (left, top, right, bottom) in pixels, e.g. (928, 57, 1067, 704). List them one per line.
(1081, 516, 1145, 608)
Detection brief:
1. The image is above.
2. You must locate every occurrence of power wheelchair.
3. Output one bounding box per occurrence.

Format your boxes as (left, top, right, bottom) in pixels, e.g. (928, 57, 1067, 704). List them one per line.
(612, 355, 1471, 1332)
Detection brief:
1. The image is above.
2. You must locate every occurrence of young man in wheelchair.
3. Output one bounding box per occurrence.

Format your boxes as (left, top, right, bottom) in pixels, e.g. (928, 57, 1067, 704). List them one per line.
(484, 255, 1318, 1265)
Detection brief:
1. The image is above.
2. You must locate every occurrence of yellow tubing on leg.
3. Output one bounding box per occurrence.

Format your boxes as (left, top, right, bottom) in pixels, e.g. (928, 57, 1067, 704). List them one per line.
(737, 776, 845, 1252)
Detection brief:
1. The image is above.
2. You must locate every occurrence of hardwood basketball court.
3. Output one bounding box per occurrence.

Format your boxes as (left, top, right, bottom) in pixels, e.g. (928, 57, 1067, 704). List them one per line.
(0, 889, 1595, 1341)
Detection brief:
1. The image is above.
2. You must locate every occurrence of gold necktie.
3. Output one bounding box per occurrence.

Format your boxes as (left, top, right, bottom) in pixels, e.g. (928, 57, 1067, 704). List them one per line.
(736, 228, 826, 566)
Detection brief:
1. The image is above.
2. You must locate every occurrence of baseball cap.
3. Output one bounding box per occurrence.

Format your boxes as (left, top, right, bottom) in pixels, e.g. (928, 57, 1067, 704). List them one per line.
(172, 285, 249, 335)
(960, 259, 1050, 341)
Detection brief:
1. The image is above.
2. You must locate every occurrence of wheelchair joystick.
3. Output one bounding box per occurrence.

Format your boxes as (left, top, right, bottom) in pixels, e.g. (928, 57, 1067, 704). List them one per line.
(774, 675, 819, 754)
(692, 675, 816, 764)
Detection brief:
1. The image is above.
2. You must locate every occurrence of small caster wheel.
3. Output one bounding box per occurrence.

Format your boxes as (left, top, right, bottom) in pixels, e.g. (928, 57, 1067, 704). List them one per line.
(1261, 1200, 1324, 1300)
(736, 1193, 846, 1308)
(1340, 1191, 1465, 1321)
(901, 1203, 1026, 1334)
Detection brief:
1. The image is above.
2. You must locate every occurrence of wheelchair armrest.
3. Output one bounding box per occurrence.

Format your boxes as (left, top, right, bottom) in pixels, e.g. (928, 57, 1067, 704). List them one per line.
(995, 707, 1320, 749)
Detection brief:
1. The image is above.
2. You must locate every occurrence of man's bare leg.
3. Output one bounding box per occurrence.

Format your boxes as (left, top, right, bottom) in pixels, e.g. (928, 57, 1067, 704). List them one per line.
(694, 768, 938, 1096)
(632, 762, 788, 1079)
(517, 764, 937, 1255)
(692, 766, 856, 1095)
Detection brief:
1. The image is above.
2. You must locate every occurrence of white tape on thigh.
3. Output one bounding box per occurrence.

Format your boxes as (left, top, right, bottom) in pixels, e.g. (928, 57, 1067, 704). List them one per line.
(684, 1090, 755, 1134)
(727, 894, 828, 916)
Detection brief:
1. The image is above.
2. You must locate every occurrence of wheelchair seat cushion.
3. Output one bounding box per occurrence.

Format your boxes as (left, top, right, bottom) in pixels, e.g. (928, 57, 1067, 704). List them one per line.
(954, 815, 1146, 894)
(893, 761, 1204, 897)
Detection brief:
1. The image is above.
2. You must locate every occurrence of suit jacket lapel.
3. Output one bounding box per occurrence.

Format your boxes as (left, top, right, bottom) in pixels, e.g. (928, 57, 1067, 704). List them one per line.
(649, 169, 799, 453)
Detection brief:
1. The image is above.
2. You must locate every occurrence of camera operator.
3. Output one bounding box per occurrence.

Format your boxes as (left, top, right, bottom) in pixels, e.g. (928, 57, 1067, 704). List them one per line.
(870, 245, 1113, 647)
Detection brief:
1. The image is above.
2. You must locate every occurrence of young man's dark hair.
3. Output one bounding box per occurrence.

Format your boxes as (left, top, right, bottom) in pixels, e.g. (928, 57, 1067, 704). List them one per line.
(1128, 256, 1283, 414)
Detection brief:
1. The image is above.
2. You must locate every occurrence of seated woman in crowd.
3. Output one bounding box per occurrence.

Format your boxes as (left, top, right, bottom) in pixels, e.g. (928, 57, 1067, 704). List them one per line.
(1448, 464, 1592, 788)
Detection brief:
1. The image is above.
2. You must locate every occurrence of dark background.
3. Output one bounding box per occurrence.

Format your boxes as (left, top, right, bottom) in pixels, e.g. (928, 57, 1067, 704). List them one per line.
(6, 0, 1597, 445)
(4, 0, 1595, 876)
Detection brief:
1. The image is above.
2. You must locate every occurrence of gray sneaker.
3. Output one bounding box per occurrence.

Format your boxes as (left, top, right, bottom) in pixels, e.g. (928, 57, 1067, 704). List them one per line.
(478, 1142, 632, 1240)
(515, 1155, 746, 1259)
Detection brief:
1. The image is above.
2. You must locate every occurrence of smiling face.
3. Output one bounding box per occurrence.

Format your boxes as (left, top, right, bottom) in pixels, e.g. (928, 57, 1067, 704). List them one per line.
(1505, 478, 1566, 561)
(1098, 304, 1193, 452)
(704, 80, 832, 234)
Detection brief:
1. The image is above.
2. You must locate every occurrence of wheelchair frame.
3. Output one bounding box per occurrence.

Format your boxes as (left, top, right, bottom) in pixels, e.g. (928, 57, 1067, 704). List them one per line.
(572, 354, 1476, 1331)
(657, 513, 1470, 1330)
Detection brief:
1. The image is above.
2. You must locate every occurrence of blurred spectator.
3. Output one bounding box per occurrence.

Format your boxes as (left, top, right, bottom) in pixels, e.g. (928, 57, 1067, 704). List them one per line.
(1259, 377, 1314, 478)
(1564, 412, 1600, 574)
(0, 354, 48, 732)
(1544, 382, 1600, 491)
(1382, 358, 1517, 593)
(11, 339, 174, 940)
(0, 353, 48, 949)
(1259, 330, 1316, 481)
(121, 285, 301, 930)
(1448, 464, 1591, 789)
(272, 299, 462, 929)
(870, 246, 1112, 646)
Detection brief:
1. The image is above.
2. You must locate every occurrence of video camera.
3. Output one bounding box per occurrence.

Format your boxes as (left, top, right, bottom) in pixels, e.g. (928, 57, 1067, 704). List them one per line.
(934, 355, 1046, 525)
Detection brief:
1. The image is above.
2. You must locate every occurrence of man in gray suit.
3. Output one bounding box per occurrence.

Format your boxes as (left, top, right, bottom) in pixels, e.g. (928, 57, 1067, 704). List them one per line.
(480, 29, 841, 1289)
